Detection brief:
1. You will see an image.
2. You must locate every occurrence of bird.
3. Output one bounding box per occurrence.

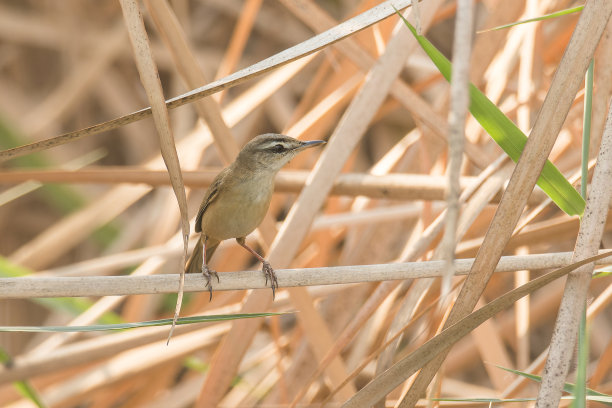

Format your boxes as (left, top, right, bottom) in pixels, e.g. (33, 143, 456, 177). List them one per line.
(185, 133, 326, 300)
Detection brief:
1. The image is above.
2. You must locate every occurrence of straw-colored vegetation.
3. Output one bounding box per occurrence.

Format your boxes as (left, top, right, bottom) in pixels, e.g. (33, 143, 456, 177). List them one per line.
(0, 0, 611, 407)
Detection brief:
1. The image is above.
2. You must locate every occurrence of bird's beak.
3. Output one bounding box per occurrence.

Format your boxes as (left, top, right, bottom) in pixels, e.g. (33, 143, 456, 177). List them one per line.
(299, 140, 326, 149)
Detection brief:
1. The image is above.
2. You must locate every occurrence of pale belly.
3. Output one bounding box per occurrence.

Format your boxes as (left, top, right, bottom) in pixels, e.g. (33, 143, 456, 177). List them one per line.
(200, 184, 272, 240)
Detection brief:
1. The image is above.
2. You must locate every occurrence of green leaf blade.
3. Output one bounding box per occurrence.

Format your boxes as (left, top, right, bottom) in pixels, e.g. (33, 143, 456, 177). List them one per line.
(478, 6, 584, 33)
(496, 365, 612, 405)
(0, 313, 287, 333)
(397, 14, 585, 216)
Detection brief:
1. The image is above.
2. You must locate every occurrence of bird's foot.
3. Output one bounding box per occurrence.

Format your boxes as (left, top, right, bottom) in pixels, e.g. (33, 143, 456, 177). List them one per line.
(262, 261, 278, 300)
(202, 265, 219, 301)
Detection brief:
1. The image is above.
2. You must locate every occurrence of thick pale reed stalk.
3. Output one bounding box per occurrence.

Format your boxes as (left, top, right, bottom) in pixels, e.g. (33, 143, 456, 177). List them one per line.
(194, 2, 444, 406)
(2, 252, 611, 299)
(399, 0, 612, 405)
(536, 100, 612, 407)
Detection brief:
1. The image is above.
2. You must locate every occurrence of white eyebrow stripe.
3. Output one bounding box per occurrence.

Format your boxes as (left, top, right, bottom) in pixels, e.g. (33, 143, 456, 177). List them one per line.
(260, 140, 293, 149)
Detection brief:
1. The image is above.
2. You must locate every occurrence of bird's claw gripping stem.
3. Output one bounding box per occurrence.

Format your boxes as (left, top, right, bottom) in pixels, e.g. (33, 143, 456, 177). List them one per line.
(202, 265, 219, 301)
(262, 261, 278, 300)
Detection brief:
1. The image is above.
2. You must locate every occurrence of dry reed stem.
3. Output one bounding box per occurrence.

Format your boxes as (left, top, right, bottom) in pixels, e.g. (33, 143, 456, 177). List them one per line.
(0, 150, 104, 207)
(9, 183, 152, 269)
(193, 3, 444, 405)
(373, 155, 511, 384)
(322, 281, 451, 406)
(516, 0, 537, 133)
(2, 1, 611, 406)
(400, 0, 612, 404)
(7, 129, 207, 268)
(281, 0, 492, 169)
(0, 0, 416, 162)
(0, 167, 550, 203)
(285, 74, 364, 138)
(590, 18, 612, 157)
(4, 251, 611, 300)
(343, 252, 612, 407)
(10, 140, 207, 357)
(206, 0, 310, 46)
(118, 0, 191, 341)
(470, 298, 514, 391)
(440, 0, 473, 297)
(285, 3, 445, 404)
(514, 246, 531, 370)
(0, 320, 233, 383)
(5, 52, 313, 357)
(501, 275, 612, 398)
(537, 101, 612, 406)
(469, 0, 525, 84)
(465, 0, 549, 143)
(142, 0, 288, 329)
(144, 0, 238, 163)
(45, 155, 207, 351)
(214, 0, 262, 101)
(5, 322, 231, 408)
(513, 160, 595, 238)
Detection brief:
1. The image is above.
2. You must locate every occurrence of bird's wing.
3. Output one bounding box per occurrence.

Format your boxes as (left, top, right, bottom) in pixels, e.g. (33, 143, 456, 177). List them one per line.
(195, 168, 229, 233)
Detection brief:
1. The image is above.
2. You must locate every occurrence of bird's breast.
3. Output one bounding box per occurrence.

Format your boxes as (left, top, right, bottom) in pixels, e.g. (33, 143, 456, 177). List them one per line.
(199, 176, 274, 241)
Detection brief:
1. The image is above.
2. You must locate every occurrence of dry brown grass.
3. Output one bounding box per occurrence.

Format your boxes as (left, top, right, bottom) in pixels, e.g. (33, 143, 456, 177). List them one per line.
(1, 0, 611, 407)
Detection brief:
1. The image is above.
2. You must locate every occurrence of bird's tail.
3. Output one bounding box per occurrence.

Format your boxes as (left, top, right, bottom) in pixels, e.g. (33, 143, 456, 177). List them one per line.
(185, 236, 220, 274)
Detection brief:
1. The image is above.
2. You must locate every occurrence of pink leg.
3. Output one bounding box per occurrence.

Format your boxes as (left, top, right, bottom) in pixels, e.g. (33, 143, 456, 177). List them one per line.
(201, 236, 219, 301)
(236, 237, 278, 300)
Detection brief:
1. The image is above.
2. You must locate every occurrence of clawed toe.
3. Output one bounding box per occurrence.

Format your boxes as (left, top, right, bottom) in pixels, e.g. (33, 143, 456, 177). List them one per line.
(262, 261, 279, 300)
(202, 266, 219, 301)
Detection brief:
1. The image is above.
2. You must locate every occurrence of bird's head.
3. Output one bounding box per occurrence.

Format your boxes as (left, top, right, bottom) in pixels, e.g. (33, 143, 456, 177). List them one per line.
(236, 133, 326, 173)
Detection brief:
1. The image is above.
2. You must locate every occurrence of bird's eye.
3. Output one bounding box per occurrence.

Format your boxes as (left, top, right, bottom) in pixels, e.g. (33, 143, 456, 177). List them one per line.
(271, 144, 285, 153)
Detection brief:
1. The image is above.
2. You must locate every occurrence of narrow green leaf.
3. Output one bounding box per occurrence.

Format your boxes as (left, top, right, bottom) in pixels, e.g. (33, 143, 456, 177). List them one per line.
(575, 71, 593, 408)
(397, 15, 585, 216)
(12, 380, 47, 408)
(581, 59, 594, 199)
(477, 6, 583, 33)
(1, 347, 47, 408)
(0, 312, 287, 332)
(497, 365, 612, 405)
(573, 308, 588, 408)
(593, 270, 612, 279)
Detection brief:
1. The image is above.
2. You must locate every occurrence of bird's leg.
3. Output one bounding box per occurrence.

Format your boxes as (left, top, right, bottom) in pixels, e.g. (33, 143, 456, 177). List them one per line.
(202, 236, 219, 301)
(236, 237, 278, 300)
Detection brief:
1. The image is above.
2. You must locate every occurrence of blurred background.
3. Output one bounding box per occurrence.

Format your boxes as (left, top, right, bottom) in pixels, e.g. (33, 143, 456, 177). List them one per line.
(0, 0, 611, 407)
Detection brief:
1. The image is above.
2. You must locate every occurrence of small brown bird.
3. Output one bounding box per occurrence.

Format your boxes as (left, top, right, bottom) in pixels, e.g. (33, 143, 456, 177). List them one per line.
(185, 133, 325, 300)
